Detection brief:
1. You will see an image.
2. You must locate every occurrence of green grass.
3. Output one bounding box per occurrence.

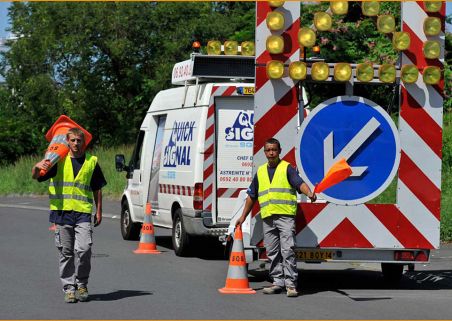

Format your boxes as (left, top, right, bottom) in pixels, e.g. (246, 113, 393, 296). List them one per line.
(0, 145, 133, 199)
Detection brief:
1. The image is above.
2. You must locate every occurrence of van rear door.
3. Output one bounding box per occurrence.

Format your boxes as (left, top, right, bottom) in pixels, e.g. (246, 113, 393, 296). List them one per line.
(215, 96, 254, 225)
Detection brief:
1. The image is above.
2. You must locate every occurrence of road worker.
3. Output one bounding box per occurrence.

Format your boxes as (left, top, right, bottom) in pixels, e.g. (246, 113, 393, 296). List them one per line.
(32, 128, 106, 303)
(236, 137, 316, 297)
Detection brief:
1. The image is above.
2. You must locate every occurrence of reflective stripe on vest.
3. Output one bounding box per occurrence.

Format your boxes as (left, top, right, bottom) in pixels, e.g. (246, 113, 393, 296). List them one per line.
(257, 160, 297, 219)
(49, 154, 97, 214)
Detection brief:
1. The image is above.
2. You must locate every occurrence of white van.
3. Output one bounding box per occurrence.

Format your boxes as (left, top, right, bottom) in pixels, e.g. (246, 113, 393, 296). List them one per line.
(115, 54, 257, 256)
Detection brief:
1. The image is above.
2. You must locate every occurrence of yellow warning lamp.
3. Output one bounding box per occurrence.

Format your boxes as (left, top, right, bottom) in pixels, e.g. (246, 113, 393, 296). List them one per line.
(224, 41, 238, 55)
(314, 12, 332, 32)
(362, 1, 380, 17)
(266, 11, 285, 31)
(207, 40, 222, 55)
(312, 45, 320, 55)
(423, 66, 441, 85)
(266, 60, 285, 79)
(241, 41, 255, 56)
(356, 63, 374, 82)
(401, 65, 419, 84)
(424, 17, 441, 36)
(289, 61, 307, 80)
(334, 63, 352, 82)
(392, 32, 411, 51)
(379, 64, 396, 83)
(423, 40, 441, 60)
(268, 0, 285, 8)
(266, 35, 284, 54)
(425, 1, 442, 13)
(377, 15, 395, 34)
(298, 27, 316, 48)
(330, 1, 348, 15)
(311, 62, 329, 81)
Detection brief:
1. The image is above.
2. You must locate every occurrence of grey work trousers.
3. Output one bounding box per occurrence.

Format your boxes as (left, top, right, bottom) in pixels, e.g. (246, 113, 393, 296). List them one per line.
(54, 222, 92, 293)
(263, 215, 297, 288)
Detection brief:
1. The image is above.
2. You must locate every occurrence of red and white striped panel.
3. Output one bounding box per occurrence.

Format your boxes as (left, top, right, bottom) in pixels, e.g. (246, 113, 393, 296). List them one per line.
(203, 85, 247, 220)
(252, 2, 444, 250)
(159, 184, 193, 196)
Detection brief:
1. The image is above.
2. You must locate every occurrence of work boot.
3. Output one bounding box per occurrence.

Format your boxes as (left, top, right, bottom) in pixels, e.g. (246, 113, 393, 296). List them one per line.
(76, 286, 89, 302)
(286, 287, 298, 297)
(64, 291, 77, 303)
(262, 285, 283, 294)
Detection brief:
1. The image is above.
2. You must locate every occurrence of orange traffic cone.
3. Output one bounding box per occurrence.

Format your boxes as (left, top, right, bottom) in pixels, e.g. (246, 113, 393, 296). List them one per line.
(133, 203, 161, 254)
(39, 115, 92, 176)
(48, 223, 56, 231)
(314, 158, 353, 194)
(218, 226, 256, 294)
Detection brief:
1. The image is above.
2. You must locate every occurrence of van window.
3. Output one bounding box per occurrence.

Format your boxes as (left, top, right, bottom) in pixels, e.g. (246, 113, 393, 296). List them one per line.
(149, 115, 166, 206)
(130, 130, 145, 171)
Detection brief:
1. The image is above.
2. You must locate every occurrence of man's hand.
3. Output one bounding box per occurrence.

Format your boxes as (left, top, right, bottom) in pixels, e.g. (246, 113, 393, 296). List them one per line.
(94, 211, 102, 227)
(235, 215, 246, 227)
(308, 192, 317, 203)
(32, 160, 51, 179)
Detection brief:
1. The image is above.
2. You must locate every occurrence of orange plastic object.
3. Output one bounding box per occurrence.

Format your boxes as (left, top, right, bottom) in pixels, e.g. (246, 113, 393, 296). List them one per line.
(314, 158, 353, 194)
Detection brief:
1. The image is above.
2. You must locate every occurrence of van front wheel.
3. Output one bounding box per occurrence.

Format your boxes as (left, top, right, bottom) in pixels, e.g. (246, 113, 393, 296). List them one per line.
(121, 202, 141, 240)
(172, 209, 191, 256)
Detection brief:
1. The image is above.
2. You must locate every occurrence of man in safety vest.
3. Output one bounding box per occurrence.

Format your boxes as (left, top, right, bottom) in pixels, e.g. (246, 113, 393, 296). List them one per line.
(236, 137, 316, 297)
(32, 127, 106, 303)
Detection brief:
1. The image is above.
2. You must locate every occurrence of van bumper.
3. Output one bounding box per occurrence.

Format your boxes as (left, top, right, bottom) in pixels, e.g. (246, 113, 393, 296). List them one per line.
(182, 209, 228, 237)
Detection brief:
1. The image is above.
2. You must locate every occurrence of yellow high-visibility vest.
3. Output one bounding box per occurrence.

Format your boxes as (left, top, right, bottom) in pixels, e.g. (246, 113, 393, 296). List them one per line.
(49, 154, 97, 214)
(257, 160, 297, 219)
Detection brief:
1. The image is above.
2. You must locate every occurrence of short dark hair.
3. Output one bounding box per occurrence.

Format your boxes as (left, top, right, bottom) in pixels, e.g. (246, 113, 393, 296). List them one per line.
(265, 137, 281, 151)
(66, 128, 85, 142)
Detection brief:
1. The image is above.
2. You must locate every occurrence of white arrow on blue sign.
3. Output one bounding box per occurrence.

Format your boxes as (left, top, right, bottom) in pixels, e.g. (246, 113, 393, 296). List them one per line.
(296, 96, 400, 205)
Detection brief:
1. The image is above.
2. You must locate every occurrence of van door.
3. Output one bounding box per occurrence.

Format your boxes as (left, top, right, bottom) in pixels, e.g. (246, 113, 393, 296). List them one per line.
(129, 130, 145, 213)
(215, 96, 254, 225)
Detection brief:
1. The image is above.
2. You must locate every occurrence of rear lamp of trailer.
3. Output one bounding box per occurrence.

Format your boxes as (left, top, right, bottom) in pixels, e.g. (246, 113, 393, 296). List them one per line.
(298, 27, 316, 48)
(394, 251, 415, 261)
(401, 65, 419, 84)
(379, 64, 396, 83)
(207, 40, 221, 55)
(268, 0, 284, 8)
(356, 63, 374, 82)
(330, 1, 348, 15)
(314, 12, 332, 32)
(423, 40, 441, 60)
(392, 32, 411, 51)
(377, 15, 395, 34)
(266, 60, 284, 79)
(334, 63, 352, 82)
(241, 41, 255, 56)
(362, 1, 380, 17)
(424, 17, 441, 36)
(288, 61, 307, 80)
(425, 1, 442, 13)
(224, 41, 238, 55)
(266, 35, 284, 54)
(415, 251, 428, 262)
(193, 183, 203, 211)
(266, 11, 285, 31)
(311, 62, 329, 81)
(423, 66, 441, 85)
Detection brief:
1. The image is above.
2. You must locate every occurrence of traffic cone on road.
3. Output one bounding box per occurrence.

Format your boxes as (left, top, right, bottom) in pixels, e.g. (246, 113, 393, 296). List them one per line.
(39, 115, 92, 177)
(133, 203, 161, 254)
(218, 226, 256, 294)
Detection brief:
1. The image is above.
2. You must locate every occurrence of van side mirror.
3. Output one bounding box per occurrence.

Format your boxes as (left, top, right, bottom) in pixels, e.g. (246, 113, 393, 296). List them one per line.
(115, 154, 129, 172)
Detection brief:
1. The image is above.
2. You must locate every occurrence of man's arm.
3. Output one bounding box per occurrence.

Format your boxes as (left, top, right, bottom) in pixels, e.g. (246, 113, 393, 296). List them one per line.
(31, 160, 51, 180)
(300, 182, 316, 202)
(235, 195, 257, 227)
(93, 189, 103, 227)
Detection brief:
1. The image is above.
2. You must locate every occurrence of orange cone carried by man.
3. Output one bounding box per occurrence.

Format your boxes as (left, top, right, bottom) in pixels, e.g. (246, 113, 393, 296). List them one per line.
(133, 203, 161, 254)
(218, 226, 256, 294)
(39, 115, 92, 176)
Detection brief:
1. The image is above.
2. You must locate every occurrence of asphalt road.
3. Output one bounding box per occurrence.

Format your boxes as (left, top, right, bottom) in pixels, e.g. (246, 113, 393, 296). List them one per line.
(1, 196, 452, 320)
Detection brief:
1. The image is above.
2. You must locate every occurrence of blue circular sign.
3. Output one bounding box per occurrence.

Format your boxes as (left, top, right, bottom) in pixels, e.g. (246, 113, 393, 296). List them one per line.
(297, 96, 400, 205)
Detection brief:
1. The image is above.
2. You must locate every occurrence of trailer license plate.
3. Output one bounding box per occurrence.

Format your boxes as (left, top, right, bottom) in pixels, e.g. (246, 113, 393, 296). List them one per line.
(243, 87, 255, 95)
(295, 250, 333, 261)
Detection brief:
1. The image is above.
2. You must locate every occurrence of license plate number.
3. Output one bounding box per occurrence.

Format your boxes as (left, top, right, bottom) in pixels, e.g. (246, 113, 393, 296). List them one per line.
(243, 87, 255, 95)
(295, 250, 333, 261)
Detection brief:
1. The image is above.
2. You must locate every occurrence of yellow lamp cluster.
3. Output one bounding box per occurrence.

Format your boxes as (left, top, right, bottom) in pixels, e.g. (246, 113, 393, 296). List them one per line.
(265, 0, 287, 79)
(206, 40, 255, 56)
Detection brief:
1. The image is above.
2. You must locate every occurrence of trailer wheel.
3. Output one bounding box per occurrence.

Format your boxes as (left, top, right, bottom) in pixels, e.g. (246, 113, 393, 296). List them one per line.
(381, 263, 404, 283)
(172, 209, 191, 256)
(120, 201, 141, 240)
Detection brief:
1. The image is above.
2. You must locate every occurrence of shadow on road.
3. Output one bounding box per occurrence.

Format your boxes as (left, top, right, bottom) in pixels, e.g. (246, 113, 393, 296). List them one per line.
(89, 290, 153, 301)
